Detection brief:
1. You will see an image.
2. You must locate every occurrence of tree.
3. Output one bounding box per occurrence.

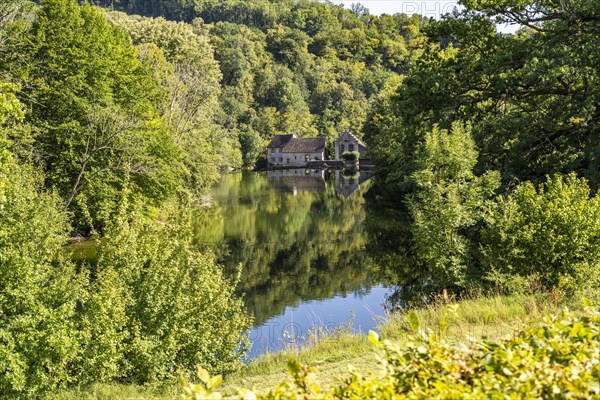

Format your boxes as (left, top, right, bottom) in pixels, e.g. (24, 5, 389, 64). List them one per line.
(63, 103, 156, 208)
(0, 106, 82, 394)
(9, 0, 185, 228)
(0, 0, 30, 50)
(109, 12, 243, 178)
(373, 0, 600, 189)
(92, 197, 252, 381)
(408, 122, 500, 288)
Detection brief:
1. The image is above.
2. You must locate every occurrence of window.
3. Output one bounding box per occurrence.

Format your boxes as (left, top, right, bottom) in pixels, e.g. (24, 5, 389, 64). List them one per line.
(279, 157, 283, 162)
(286, 158, 290, 164)
(339, 145, 344, 154)
(349, 144, 354, 151)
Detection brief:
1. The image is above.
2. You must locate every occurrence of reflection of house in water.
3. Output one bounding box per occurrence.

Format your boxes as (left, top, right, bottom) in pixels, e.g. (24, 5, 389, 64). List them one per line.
(268, 169, 327, 195)
(335, 170, 372, 199)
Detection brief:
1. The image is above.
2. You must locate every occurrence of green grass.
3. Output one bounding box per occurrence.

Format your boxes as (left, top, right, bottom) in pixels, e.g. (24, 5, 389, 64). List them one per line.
(381, 293, 558, 342)
(48, 293, 564, 399)
(220, 293, 560, 396)
(221, 331, 376, 397)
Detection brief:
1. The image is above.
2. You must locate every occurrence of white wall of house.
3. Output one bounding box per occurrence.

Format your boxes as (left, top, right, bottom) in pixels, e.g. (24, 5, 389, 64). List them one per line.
(267, 150, 324, 166)
(334, 132, 368, 160)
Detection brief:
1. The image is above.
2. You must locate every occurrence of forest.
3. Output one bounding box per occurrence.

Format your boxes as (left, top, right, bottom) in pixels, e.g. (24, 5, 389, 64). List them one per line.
(1, 0, 599, 397)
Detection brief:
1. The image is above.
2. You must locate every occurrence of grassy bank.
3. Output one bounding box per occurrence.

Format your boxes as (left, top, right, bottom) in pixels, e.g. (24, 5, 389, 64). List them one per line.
(220, 293, 562, 396)
(49, 293, 566, 399)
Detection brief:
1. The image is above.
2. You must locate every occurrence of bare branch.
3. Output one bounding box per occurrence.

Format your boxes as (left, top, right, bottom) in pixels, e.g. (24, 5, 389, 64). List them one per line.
(65, 104, 145, 207)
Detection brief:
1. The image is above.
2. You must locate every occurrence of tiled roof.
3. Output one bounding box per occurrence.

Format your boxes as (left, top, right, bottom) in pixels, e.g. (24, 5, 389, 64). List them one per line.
(281, 137, 326, 153)
(267, 134, 295, 148)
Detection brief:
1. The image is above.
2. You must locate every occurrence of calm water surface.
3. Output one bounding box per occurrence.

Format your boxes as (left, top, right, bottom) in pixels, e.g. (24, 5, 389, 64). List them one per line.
(193, 169, 412, 359)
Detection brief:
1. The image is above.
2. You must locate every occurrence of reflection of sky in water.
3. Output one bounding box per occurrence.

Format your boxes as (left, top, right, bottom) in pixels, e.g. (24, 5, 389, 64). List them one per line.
(246, 285, 391, 360)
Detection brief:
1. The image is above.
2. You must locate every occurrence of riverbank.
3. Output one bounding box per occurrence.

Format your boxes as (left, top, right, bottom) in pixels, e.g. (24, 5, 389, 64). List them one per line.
(50, 293, 567, 399)
(220, 293, 563, 396)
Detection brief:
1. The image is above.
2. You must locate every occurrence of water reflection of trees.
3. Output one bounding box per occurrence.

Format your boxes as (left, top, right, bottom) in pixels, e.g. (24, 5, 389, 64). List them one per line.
(361, 190, 481, 311)
(192, 172, 468, 324)
(361, 205, 432, 311)
(193, 172, 391, 325)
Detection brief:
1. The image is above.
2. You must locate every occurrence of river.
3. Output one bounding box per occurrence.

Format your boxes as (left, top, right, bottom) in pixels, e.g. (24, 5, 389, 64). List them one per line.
(192, 169, 420, 359)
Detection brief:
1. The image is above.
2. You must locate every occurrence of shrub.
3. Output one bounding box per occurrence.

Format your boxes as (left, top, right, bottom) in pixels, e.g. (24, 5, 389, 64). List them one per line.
(482, 173, 600, 299)
(0, 147, 83, 396)
(355, 305, 600, 399)
(87, 196, 252, 383)
(341, 151, 360, 161)
(0, 148, 251, 394)
(341, 170, 360, 179)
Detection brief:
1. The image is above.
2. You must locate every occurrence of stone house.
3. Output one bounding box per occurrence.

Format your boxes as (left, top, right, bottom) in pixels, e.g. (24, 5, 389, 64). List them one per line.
(334, 129, 368, 160)
(267, 134, 326, 166)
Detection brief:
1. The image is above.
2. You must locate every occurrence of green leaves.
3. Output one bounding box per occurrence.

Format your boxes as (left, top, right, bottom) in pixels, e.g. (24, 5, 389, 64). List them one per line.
(408, 122, 500, 288)
(0, 82, 23, 127)
(6, 0, 183, 228)
(180, 367, 224, 400)
(407, 311, 420, 332)
(91, 198, 252, 383)
(371, 0, 600, 192)
(0, 146, 82, 396)
(482, 173, 600, 299)
(101, 0, 429, 169)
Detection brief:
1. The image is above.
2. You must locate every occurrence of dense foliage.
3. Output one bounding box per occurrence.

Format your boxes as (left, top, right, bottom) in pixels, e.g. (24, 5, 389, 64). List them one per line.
(1, 0, 432, 227)
(3, 0, 599, 396)
(87, 0, 430, 166)
(366, 0, 600, 297)
(482, 174, 600, 297)
(180, 305, 600, 399)
(408, 122, 500, 288)
(0, 155, 250, 396)
(1, 120, 81, 396)
(369, 0, 600, 191)
(1, 1, 251, 396)
(81, 200, 251, 383)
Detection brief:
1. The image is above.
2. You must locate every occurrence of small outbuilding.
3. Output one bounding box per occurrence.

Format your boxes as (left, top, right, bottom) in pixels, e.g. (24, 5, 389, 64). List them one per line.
(334, 129, 368, 160)
(267, 134, 326, 166)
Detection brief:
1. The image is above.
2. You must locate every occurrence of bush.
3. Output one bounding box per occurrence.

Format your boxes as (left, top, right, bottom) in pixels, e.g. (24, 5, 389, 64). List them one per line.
(84, 196, 252, 383)
(408, 122, 500, 288)
(0, 147, 83, 396)
(341, 151, 360, 161)
(482, 173, 600, 299)
(0, 154, 252, 395)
